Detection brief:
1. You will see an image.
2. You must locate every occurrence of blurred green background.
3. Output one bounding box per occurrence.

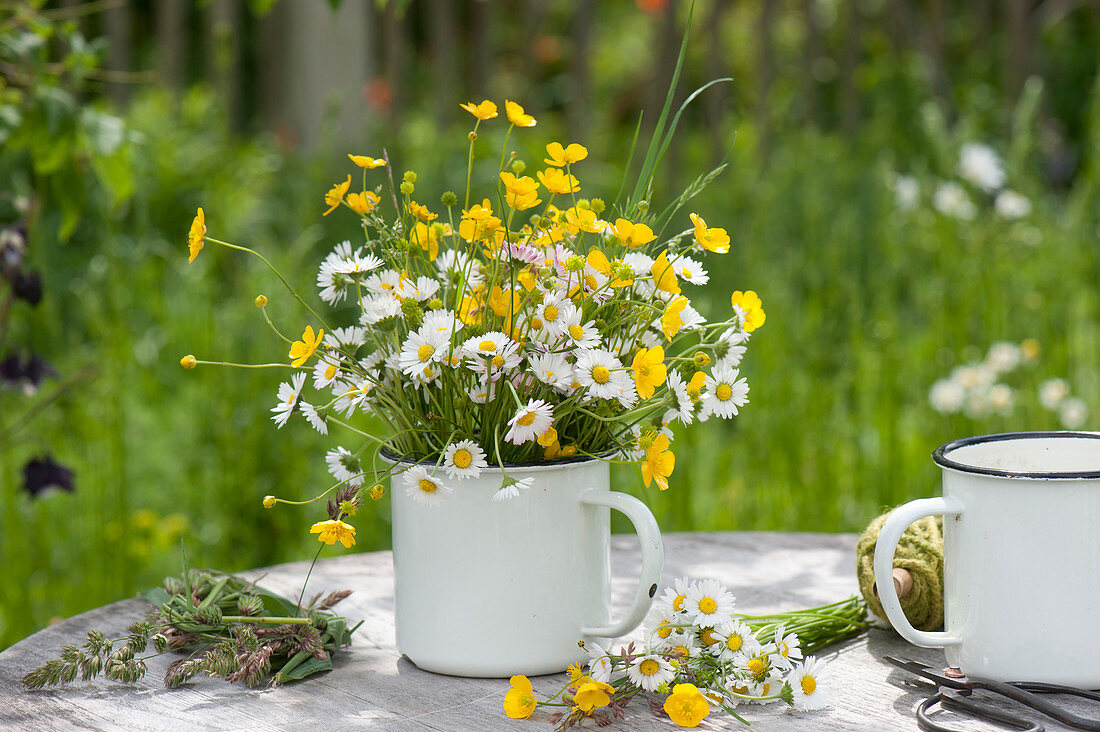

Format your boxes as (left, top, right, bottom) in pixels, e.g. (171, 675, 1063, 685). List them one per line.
(1, 0, 1098, 650)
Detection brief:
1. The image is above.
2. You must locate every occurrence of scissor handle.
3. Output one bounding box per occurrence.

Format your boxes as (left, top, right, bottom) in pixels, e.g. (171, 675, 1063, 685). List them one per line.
(918, 690, 1045, 732)
(972, 678, 1100, 731)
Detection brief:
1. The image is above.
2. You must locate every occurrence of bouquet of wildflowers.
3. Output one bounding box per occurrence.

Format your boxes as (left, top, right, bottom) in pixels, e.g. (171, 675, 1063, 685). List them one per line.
(502, 577, 868, 729)
(182, 94, 764, 539)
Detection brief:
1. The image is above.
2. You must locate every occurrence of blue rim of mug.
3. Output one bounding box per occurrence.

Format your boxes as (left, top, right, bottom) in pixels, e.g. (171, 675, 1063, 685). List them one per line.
(933, 431, 1100, 479)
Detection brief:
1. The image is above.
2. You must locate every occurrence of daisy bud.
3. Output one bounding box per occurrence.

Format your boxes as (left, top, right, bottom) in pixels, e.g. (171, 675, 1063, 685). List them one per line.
(468, 131, 478, 141)
(693, 352, 712, 367)
(254, 294, 268, 308)
(440, 191, 458, 207)
(590, 198, 606, 215)
(399, 181, 414, 195)
(180, 355, 197, 369)
(262, 495, 276, 509)
(368, 484, 384, 501)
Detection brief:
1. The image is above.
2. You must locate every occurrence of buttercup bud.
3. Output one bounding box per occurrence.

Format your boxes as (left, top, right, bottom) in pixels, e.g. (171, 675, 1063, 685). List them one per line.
(369, 484, 385, 501)
(468, 131, 478, 141)
(254, 294, 268, 308)
(180, 355, 197, 369)
(693, 352, 712, 367)
(511, 159, 527, 175)
(262, 495, 276, 509)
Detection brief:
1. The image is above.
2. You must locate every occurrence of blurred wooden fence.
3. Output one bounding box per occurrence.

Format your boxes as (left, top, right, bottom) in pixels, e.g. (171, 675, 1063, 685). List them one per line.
(55, 0, 1100, 151)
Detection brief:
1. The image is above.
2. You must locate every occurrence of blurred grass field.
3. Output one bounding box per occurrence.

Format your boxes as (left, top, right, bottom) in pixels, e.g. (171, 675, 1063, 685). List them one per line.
(2, 3, 1099, 651)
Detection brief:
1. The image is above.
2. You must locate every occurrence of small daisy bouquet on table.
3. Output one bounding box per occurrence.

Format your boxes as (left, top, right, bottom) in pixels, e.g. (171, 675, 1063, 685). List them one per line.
(503, 577, 868, 729)
(181, 94, 764, 539)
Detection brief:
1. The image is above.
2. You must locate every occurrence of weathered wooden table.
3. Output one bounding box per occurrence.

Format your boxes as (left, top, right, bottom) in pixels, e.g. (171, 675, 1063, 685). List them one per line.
(1, 532, 1094, 730)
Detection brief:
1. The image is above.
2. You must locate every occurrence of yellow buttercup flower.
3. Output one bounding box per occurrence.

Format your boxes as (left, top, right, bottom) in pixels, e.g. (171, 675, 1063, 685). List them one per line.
(640, 433, 675, 491)
(504, 100, 537, 127)
(689, 212, 730, 254)
(459, 200, 502, 242)
(632, 345, 667, 399)
(613, 218, 656, 249)
(346, 190, 380, 216)
(661, 296, 689, 339)
(730, 290, 766, 332)
(537, 167, 580, 195)
(573, 679, 615, 713)
(323, 175, 351, 216)
(460, 99, 498, 121)
(651, 251, 681, 294)
(187, 207, 206, 263)
(488, 285, 523, 318)
(503, 675, 537, 719)
(563, 206, 604, 234)
(586, 250, 631, 288)
(686, 371, 706, 403)
(500, 172, 542, 211)
(408, 200, 438, 221)
(309, 519, 356, 548)
(663, 683, 710, 727)
(544, 142, 588, 167)
(347, 154, 386, 169)
(411, 221, 446, 261)
(289, 325, 324, 367)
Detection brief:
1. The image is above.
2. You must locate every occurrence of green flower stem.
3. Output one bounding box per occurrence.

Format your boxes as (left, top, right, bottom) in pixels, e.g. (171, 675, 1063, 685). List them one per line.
(193, 360, 297, 369)
(220, 616, 313, 625)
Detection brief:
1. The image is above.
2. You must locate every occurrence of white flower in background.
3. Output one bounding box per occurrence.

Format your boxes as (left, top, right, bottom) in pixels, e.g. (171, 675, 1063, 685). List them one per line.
(985, 341, 1022, 374)
(675, 256, 710, 285)
(504, 399, 554, 445)
(627, 654, 674, 692)
(890, 174, 920, 210)
(715, 329, 748, 370)
(326, 326, 367, 349)
(528, 351, 573, 391)
(951, 364, 995, 390)
(713, 620, 758, 662)
(929, 378, 965, 414)
(988, 384, 1015, 416)
(442, 439, 488, 481)
(360, 294, 402, 325)
(703, 367, 750, 419)
(958, 143, 1006, 192)
(995, 189, 1032, 219)
(574, 349, 627, 401)
(299, 401, 328, 435)
(932, 182, 977, 220)
(748, 673, 785, 705)
(585, 642, 613, 683)
(789, 656, 831, 710)
(772, 625, 803, 670)
(270, 372, 306, 428)
(325, 446, 364, 487)
(1060, 397, 1089, 429)
(402, 465, 452, 507)
(964, 391, 991, 419)
(333, 251, 384, 277)
(466, 379, 495, 404)
(684, 578, 736, 627)
(666, 370, 695, 425)
(363, 269, 402, 297)
(397, 275, 441, 302)
(421, 308, 463, 336)
(316, 240, 359, 304)
(1039, 378, 1070, 409)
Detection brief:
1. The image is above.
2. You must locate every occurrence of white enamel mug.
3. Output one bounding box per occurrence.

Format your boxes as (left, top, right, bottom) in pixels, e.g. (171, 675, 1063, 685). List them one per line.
(875, 432, 1100, 687)
(389, 457, 664, 677)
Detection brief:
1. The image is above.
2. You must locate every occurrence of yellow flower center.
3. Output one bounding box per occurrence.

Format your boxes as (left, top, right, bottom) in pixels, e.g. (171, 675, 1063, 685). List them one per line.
(699, 597, 717, 614)
(585, 275, 598, 290)
(324, 364, 337, 379)
(674, 645, 689, 657)
(716, 383, 733, 401)
(418, 479, 438, 494)
(592, 365, 611, 384)
(801, 676, 817, 695)
(530, 317, 543, 330)
(779, 641, 789, 657)
(747, 658, 766, 676)
(518, 412, 536, 427)
(453, 449, 472, 468)
(543, 305, 559, 321)
(479, 339, 497, 351)
(681, 267, 692, 278)
(417, 344, 435, 362)
(672, 594, 686, 611)
(568, 324, 584, 340)
(639, 659, 660, 676)
(726, 634, 743, 651)
(700, 629, 718, 646)
(656, 623, 672, 639)
(492, 355, 504, 368)
(381, 282, 393, 290)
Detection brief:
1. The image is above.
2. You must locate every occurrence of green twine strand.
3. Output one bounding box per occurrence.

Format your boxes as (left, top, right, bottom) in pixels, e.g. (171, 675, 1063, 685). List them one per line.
(856, 511, 945, 632)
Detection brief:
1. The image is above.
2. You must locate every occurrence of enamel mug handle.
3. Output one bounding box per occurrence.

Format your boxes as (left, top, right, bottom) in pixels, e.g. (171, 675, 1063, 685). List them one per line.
(579, 488, 665, 638)
(874, 496, 964, 648)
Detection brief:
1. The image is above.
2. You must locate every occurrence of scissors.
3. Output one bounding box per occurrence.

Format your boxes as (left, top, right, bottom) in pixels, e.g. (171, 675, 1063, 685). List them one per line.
(883, 656, 1100, 732)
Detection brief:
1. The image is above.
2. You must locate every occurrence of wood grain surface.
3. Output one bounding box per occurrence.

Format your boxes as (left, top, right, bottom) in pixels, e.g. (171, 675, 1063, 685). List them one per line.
(1, 532, 1095, 730)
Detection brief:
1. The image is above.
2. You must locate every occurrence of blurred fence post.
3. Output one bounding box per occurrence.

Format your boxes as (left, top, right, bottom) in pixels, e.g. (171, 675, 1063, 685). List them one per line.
(756, 0, 775, 160)
(468, 0, 491, 97)
(1006, 0, 1034, 105)
(102, 0, 132, 107)
(206, 0, 243, 131)
(428, 0, 458, 126)
(802, 0, 822, 127)
(568, 0, 593, 141)
(704, 0, 729, 159)
(841, 0, 863, 135)
(156, 0, 187, 92)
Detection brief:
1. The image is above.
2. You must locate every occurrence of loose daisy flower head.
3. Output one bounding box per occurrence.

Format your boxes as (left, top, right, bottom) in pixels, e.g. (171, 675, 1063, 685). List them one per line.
(325, 446, 364, 487)
(713, 620, 759, 662)
(270, 372, 307, 428)
(504, 399, 553, 445)
(490, 476, 534, 503)
(443, 439, 488, 481)
(627, 654, 674, 693)
(703, 366, 749, 419)
(789, 656, 831, 711)
(658, 576, 697, 616)
(402, 465, 453, 507)
(772, 625, 803, 670)
(584, 641, 613, 683)
(685, 578, 736, 627)
(299, 401, 328, 435)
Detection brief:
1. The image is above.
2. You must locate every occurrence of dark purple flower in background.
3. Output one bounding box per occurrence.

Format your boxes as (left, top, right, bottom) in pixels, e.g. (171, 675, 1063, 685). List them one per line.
(11, 269, 42, 305)
(0, 351, 57, 395)
(22, 455, 75, 497)
(0, 225, 26, 276)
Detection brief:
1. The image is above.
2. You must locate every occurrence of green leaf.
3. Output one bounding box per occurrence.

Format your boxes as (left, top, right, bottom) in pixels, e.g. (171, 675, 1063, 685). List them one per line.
(247, 0, 280, 14)
(140, 587, 173, 607)
(80, 108, 125, 156)
(276, 655, 333, 683)
(92, 149, 135, 207)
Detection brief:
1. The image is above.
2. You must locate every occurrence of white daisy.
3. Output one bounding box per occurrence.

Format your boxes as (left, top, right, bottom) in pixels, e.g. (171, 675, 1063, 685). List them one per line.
(995, 189, 1031, 219)
(504, 400, 554, 445)
(535, 291, 575, 338)
(326, 326, 367, 349)
(363, 269, 402, 296)
(490, 476, 533, 503)
(585, 641, 613, 683)
(789, 656, 831, 711)
(714, 328, 748, 370)
(316, 240, 360, 304)
(528, 351, 573, 391)
(360, 294, 402, 325)
(665, 371, 695, 425)
(312, 356, 342, 390)
(679, 303, 706, 331)
(772, 625, 803, 670)
(558, 310, 601, 350)
(703, 367, 749, 419)
(398, 327, 448, 378)
(647, 605, 678, 643)
(684, 578, 736, 627)
(333, 251, 384, 277)
(421, 308, 463, 336)
(573, 349, 625, 401)
(460, 331, 510, 360)
(958, 142, 1006, 192)
(658, 629, 700, 661)
(748, 673, 785, 705)
(932, 181, 977, 220)
(299, 401, 328, 435)
(270, 372, 307, 428)
(402, 465, 453, 507)
(657, 577, 697, 617)
(325, 446, 364, 487)
(675, 256, 709, 285)
(626, 654, 674, 693)
(713, 620, 759, 662)
(397, 275, 441, 302)
(466, 379, 496, 404)
(443, 439, 488, 481)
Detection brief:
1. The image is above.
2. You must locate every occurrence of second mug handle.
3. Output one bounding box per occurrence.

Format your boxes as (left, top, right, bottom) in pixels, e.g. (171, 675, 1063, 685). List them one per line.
(874, 496, 964, 648)
(579, 488, 665, 638)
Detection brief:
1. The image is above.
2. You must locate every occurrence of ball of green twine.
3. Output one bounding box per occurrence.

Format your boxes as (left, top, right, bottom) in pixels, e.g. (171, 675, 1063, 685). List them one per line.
(856, 510, 945, 632)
